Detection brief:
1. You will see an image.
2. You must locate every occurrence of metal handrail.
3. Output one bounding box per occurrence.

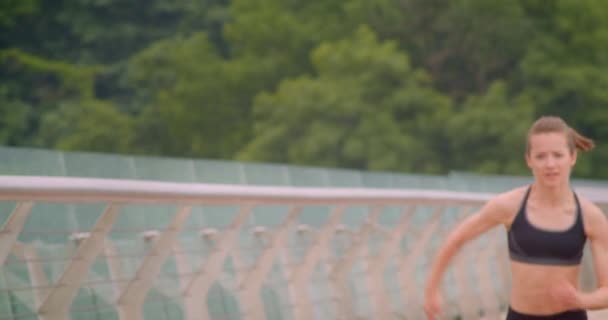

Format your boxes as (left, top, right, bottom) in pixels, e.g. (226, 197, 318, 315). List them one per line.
(1, 175, 607, 320)
(0, 175, 499, 205)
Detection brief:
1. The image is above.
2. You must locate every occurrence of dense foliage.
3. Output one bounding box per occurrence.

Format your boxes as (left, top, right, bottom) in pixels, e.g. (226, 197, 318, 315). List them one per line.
(2, 0, 607, 178)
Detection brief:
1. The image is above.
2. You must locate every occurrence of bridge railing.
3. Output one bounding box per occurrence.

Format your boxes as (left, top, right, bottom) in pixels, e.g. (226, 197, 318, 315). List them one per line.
(0, 176, 606, 320)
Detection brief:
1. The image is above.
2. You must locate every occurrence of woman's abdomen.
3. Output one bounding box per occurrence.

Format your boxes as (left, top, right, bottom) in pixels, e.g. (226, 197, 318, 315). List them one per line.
(509, 261, 581, 315)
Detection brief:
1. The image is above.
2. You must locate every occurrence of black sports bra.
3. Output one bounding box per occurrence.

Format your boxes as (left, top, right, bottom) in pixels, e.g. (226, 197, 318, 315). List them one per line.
(507, 186, 587, 266)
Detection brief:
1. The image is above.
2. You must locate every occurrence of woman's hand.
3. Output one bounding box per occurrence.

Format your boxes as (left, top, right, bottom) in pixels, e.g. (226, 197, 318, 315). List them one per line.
(423, 289, 443, 320)
(549, 280, 584, 310)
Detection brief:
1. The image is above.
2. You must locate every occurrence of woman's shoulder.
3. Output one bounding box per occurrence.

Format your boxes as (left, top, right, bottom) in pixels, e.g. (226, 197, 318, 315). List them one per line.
(574, 192, 608, 237)
(490, 185, 529, 211)
(574, 192, 606, 224)
(480, 186, 529, 222)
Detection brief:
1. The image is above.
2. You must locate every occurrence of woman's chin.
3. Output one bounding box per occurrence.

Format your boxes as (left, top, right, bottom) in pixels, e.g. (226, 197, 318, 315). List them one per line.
(538, 178, 566, 188)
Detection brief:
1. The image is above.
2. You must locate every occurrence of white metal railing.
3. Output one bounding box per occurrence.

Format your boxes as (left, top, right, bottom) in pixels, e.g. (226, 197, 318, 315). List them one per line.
(0, 176, 607, 320)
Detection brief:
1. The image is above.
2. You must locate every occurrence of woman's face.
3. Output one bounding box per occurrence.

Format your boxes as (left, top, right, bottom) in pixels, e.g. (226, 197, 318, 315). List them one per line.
(526, 132, 576, 188)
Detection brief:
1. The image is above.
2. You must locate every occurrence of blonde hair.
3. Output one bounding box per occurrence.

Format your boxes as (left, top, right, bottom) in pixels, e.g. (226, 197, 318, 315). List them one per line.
(526, 116, 595, 153)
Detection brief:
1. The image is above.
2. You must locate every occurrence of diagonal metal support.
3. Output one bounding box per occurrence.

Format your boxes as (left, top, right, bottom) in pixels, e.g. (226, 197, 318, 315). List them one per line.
(223, 249, 246, 298)
(0, 202, 34, 266)
(15, 241, 118, 310)
(38, 204, 122, 320)
(451, 207, 480, 320)
(3, 267, 38, 310)
(278, 248, 299, 317)
(366, 206, 417, 320)
(493, 230, 510, 305)
(397, 206, 444, 319)
(104, 239, 126, 301)
(291, 205, 347, 320)
(183, 205, 253, 320)
(239, 206, 302, 320)
(12, 242, 50, 309)
(330, 206, 383, 320)
(476, 229, 501, 319)
(172, 240, 192, 292)
(116, 205, 192, 320)
(106, 238, 187, 318)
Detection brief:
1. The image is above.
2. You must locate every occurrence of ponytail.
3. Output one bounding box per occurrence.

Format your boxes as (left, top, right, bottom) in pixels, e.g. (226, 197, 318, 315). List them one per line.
(569, 127, 595, 152)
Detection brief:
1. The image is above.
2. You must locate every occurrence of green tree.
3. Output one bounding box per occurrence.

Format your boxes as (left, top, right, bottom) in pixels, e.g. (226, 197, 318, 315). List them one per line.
(0, 0, 39, 28)
(224, 0, 356, 90)
(346, 0, 534, 98)
(446, 81, 535, 174)
(1, 0, 230, 64)
(3, 0, 608, 180)
(0, 48, 102, 146)
(37, 99, 134, 153)
(0, 86, 31, 145)
(239, 27, 452, 173)
(520, 0, 608, 178)
(125, 32, 251, 158)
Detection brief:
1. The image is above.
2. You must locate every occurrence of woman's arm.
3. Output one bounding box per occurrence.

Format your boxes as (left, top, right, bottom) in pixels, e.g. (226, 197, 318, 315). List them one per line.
(424, 194, 511, 318)
(551, 202, 608, 310)
(578, 204, 608, 310)
(425, 197, 508, 292)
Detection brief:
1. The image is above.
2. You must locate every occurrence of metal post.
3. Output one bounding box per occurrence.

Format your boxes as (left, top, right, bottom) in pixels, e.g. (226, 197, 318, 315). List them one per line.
(476, 230, 501, 319)
(366, 206, 416, 319)
(291, 205, 347, 320)
(239, 206, 302, 320)
(12, 242, 49, 309)
(38, 204, 121, 320)
(0, 202, 34, 265)
(397, 207, 444, 319)
(183, 205, 252, 320)
(451, 207, 479, 320)
(330, 206, 382, 320)
(116, 206, 192, 320)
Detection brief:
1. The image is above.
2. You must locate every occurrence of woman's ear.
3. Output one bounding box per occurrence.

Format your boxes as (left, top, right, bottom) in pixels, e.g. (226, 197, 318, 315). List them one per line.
(571, 150, 578, 167)
(525, 152, 532, 169)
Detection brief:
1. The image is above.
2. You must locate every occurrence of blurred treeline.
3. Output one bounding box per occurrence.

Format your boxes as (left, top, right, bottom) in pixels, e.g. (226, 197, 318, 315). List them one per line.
(2, 0, 608, 178)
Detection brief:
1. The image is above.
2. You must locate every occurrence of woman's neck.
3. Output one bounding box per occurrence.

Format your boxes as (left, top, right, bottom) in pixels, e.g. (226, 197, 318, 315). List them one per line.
(531, 182, 572, 207)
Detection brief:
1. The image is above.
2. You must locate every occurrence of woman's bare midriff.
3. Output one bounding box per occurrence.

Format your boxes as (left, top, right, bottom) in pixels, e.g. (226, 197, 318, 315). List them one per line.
(510, 260, 581, 314)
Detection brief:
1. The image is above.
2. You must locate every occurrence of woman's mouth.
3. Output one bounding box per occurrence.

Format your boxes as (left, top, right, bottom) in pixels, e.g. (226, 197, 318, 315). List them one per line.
(545, 172, 559, 178)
